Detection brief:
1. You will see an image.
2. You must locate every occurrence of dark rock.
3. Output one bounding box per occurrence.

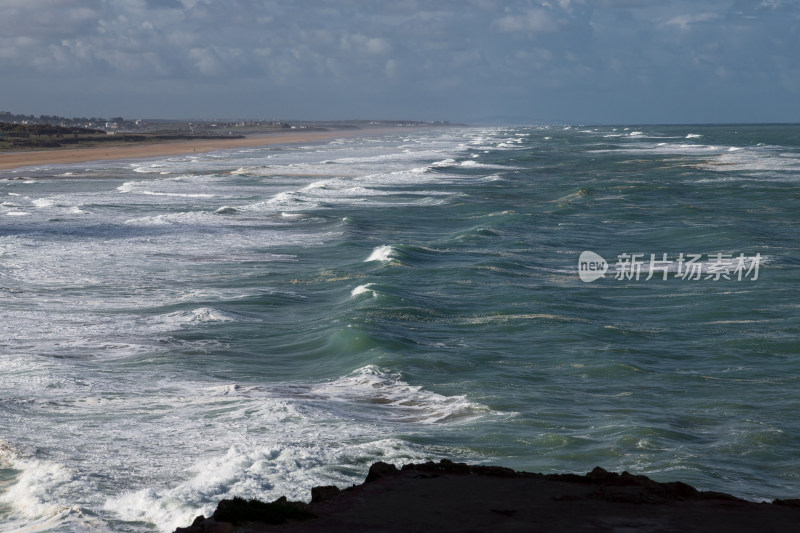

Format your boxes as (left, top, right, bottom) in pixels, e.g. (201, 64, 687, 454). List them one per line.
(310, 485, 340, 503)
(365, 461, 399, 482)
(210, 496, 316, 525)
(174, 460, 800, 533)
(174, 518, 234, 533)
(774, 498, 800, 507)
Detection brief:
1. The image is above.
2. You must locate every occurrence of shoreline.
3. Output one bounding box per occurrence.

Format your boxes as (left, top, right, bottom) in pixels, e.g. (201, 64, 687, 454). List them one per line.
(0, 126, 423, 172)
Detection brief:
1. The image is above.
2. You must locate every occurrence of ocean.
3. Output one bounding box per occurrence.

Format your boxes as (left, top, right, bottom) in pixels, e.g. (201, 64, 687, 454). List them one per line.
(0, 124, 798, 532)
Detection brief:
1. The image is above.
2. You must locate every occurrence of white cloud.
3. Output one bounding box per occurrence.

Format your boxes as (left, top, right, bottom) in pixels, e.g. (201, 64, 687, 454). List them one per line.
(665, 13, 719, 30)
(340, 34, 390, 55)
(493, 8, 563, 33)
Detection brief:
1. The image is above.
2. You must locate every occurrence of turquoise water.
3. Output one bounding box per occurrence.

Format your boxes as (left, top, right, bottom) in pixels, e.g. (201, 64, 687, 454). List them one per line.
(0, 125, 798, 531)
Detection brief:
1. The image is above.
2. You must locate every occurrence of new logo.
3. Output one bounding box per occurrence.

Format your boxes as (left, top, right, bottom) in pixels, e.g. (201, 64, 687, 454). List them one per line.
(578, 251, 608, 282)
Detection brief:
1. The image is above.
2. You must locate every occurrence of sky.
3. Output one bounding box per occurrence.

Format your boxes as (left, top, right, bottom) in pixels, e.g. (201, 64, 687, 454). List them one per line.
(1, 0, 799, 124)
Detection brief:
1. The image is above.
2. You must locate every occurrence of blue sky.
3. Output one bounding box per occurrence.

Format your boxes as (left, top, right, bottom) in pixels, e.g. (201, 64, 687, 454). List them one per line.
(2, 0, 798, 123)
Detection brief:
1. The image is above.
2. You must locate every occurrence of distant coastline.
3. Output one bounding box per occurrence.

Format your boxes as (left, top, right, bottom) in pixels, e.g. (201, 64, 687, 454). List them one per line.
(0, 123, 444, 172)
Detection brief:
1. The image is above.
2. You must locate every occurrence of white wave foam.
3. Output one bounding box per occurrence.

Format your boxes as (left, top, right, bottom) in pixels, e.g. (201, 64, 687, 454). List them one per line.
(164, 307, 239, 327)
(365, 245, 393, 262)
(103, 437, 425, 533)
(310, 365, 487, 424)
(686, 133, 703, 139)
(31, 198, 54, 208)
(132, 163, 168, 174)
(459, 160, 521, 170)
(265, 191, 307, 206)
(117, 178, 222, 199)
(350, 283, 376, 298)
(0, 441, 104, 531)
(145, 191, 215, 198)
(123, 212, 214, 226)
(116, 181, 140, 193)
(589, 143, 725, 155)
(698, 149, 800, 175)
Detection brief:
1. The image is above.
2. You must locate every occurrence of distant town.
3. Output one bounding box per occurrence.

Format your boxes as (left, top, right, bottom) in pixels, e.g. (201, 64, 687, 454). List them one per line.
(0, 110, 453, 151)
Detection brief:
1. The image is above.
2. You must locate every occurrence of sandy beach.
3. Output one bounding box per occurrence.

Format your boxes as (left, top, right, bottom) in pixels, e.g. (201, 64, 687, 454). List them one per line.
(0, 127, 411, 171)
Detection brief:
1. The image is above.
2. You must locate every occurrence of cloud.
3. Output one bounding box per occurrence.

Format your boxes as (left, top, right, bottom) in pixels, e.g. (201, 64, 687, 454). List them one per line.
(665, 12, 719, 30)
(493, 8, 563, 33)
(340, 34, 391, 55)
(0, 0, 100, 38)
(144, 0, 183, 8)
(1, 0, 798, 122)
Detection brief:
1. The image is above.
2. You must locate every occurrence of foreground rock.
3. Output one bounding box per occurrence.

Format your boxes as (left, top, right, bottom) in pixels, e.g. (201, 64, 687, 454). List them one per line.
(175, 460, 800, 532)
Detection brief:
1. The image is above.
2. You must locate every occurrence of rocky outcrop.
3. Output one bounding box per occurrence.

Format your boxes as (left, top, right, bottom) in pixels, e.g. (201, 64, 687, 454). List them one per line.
(175, 460, 800, 532)
(174, 496, 316, 533)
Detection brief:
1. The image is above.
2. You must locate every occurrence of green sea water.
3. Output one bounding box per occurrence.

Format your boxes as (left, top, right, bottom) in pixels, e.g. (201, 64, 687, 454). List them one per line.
(0, 124, 798, 531)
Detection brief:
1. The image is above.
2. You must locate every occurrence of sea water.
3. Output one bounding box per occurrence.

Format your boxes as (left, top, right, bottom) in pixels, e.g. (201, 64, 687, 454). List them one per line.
(0, 125, 798, 531)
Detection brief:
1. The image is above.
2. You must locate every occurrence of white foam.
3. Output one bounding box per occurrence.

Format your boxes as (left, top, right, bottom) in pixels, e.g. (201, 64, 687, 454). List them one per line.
(310, 365, 487, 424)
(458, 160, 521, 170)
(698, 148, 800, 175)
(123, 212, 210, 226)
(686, 133, 703, 139)
(365, 245, 393, 262)
(350, 283, 376, 298)
(31, 198, 54, 208)
(103, 437, 426, 533)
(93, 364, 481, 530)
(176, 307, 239, 324)
(144, 191, 215, 198)
(169, 307, 244, 327)
(0, 441, 104, 532)
(116, 181, 139, 193)
(589, 143, 725, 155)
